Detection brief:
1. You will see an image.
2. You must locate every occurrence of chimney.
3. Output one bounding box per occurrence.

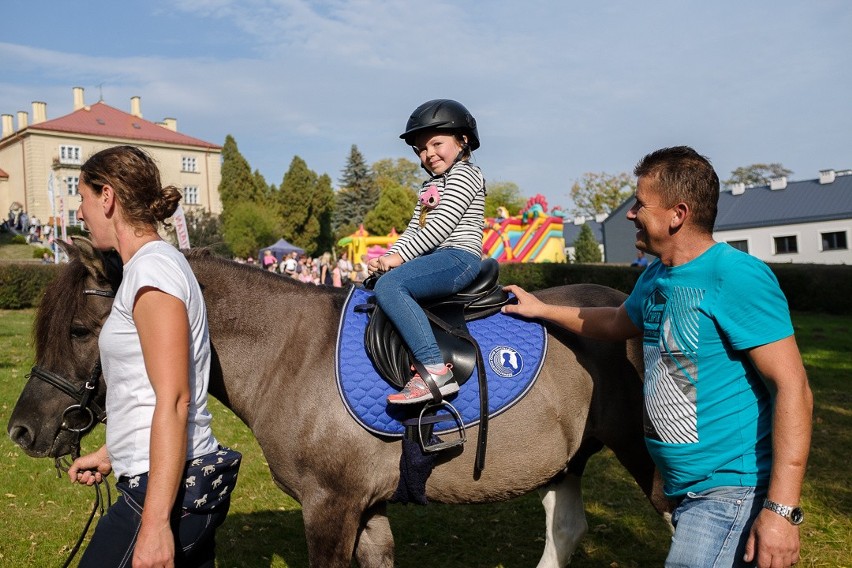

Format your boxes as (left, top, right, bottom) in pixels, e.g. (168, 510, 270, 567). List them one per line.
(769, 176, 787, 190)
(73, 87, 85, 110)
(162, 117, 177, 131)
(731, 182, 745, 195)
(32, 101, 47, 124)
(573, 216, 586, 225)
(17, 110, 28, 130)
(1, 114, 13, 138)
(594, 213, 608, 223)
(819, 169, 836, 185)
(130, 96, 142, 118)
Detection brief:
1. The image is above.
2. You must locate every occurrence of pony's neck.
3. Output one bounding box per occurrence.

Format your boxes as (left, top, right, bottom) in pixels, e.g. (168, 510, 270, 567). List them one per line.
(189, 255, 344, 429)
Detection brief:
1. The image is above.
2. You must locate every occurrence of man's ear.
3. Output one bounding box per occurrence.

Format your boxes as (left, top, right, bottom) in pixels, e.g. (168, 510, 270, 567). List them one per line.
(671, 202, 689, 229)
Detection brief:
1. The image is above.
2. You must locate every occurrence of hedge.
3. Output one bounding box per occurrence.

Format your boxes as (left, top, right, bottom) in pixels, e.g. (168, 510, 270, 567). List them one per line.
(0, 262, 60, 309)
(1, 260, 850, 314)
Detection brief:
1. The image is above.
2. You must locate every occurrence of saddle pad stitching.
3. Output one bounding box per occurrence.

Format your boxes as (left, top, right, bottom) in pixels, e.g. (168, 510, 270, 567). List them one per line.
(336, 287, 547, 437)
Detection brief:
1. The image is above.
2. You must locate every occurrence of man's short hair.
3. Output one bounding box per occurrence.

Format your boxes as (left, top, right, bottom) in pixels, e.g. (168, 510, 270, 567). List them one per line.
(634, 146, 719, 233)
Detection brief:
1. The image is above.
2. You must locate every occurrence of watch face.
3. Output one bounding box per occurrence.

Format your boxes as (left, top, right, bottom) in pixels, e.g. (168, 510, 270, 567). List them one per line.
(790, 507, 805, 525)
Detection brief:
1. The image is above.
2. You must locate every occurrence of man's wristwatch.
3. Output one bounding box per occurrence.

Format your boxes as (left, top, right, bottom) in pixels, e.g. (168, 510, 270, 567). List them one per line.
(762, 498, 805, 525)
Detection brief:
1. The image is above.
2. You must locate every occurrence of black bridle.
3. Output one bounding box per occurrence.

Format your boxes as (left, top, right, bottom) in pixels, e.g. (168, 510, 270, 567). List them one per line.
(27, 287, 115, 568)
(28, 286, 115, 465)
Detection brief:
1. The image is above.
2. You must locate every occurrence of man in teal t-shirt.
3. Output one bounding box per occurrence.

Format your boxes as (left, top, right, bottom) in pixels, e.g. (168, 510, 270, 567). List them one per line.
(504, 146, 812, 567)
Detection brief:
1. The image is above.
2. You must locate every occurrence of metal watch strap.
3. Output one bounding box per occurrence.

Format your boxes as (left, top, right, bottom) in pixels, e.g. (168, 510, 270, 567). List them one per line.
(762, 498, 804, 525)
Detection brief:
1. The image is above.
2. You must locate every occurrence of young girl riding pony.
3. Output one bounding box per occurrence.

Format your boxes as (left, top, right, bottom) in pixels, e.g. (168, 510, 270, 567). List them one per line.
(369, 99, 486, 405)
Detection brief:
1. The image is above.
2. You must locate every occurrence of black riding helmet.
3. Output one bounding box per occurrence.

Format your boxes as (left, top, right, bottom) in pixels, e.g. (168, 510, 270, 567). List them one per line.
(399, 99, 480, 151)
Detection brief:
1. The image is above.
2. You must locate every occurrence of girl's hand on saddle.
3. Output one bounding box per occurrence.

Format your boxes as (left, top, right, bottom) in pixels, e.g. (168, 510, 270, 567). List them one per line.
(68, 444, 112, 485)
(368, 253, 403, 275)
(501, 285, 547, 320)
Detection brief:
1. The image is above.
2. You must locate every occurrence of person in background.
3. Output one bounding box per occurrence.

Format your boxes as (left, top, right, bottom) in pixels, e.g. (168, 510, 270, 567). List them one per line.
(368, 99, 485, 405)
(630, 249, 649, 268)
(69, 145, 237, 567)
(262, 249, 277, 270)
(503, 146, 812, 568)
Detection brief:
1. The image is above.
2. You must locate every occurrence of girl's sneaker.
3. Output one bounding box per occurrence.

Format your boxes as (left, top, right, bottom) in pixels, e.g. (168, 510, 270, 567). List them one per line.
(387, 366, 457, 405)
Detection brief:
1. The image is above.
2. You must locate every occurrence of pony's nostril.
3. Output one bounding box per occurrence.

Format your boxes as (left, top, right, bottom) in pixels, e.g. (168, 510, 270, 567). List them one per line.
(8, 424, 34, 449)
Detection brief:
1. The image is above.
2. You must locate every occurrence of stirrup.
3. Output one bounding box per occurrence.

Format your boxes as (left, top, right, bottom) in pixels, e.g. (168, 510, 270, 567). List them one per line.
(418, 400, 466, 453)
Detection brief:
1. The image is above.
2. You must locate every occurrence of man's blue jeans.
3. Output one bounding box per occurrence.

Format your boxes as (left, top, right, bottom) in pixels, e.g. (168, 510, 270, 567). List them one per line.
(373, 248, 481, 366)
(666, 485, 764, 568)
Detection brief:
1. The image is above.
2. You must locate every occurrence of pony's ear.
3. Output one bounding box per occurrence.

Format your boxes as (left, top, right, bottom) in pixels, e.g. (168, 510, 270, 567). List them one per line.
(66, 236, 109, 283)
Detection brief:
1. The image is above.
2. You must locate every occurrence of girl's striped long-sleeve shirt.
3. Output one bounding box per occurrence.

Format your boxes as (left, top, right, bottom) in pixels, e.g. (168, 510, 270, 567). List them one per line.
(387, 161, 485, 262)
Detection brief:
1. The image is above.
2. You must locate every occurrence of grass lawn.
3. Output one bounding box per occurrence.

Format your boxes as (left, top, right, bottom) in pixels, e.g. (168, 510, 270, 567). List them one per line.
(0, 309, 849, 567)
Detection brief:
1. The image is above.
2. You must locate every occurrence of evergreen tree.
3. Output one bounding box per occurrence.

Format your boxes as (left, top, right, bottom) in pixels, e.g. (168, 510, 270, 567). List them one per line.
(334, 145, 378, 231)
(218, 135, 265, 214)
(573, 223, 602, 263)
(277, 156, 335, 256)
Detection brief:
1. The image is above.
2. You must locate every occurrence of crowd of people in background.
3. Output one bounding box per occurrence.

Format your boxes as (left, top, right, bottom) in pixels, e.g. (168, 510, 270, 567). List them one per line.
(235, 249, 370, 287)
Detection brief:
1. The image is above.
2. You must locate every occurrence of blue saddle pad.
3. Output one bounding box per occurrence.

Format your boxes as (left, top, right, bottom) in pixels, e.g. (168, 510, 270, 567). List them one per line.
(336, 286, 547, 437)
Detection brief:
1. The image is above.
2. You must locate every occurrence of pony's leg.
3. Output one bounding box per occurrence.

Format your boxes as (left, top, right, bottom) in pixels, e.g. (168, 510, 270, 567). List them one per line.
(536, 473, 588, 568)
(301, 497, 363, 568)
(353, 502, 395, 568)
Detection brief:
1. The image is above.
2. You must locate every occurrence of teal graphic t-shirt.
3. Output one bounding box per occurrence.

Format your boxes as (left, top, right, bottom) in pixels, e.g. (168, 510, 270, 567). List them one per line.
(624, 243, 793, 498)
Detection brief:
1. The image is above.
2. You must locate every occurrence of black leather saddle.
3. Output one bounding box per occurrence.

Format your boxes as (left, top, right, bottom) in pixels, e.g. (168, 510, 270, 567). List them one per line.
(360, 258, 508, 389)
(359, 258, 509, 473)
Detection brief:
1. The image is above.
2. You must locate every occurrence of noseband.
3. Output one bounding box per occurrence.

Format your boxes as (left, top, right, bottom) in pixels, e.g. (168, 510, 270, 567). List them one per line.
(28, 287, 114, 467)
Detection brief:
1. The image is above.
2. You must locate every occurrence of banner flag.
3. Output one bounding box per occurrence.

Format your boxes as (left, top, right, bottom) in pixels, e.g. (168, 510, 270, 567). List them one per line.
(173, 204, 191, 250)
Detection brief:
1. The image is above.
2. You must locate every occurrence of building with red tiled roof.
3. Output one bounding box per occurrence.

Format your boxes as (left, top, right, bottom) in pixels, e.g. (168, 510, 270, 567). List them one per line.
(0, 87, 222, 232)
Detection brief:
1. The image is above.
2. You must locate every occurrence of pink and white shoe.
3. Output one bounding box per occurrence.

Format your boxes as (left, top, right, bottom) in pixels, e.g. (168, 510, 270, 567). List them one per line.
(387, 366, 458, 405)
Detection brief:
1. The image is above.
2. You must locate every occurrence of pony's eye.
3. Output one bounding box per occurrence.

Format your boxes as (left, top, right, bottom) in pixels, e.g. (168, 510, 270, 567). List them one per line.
(70, 325, 91, 339)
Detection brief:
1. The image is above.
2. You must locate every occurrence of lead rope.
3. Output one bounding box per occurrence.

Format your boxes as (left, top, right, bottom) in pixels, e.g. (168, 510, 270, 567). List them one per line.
(54, 456, 113, 568)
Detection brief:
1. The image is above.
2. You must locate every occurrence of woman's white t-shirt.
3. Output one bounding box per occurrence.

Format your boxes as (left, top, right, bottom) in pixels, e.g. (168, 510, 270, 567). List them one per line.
(100, 240, 218, 478)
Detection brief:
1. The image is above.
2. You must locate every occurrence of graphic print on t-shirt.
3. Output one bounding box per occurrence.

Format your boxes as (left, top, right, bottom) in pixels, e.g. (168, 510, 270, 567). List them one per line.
(641, 286, 702, 444)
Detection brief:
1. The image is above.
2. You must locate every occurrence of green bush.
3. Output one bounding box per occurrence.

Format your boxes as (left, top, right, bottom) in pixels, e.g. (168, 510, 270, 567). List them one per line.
(0, 262, 59, 309)
(498, 262, 852, 315)
(1, 260, 849, 314)
(31, 247, 52, 260)
(9, 235, 26, 245)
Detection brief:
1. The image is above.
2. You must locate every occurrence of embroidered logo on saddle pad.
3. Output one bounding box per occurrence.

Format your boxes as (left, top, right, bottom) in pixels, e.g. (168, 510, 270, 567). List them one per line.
(336, 287, 547, 436)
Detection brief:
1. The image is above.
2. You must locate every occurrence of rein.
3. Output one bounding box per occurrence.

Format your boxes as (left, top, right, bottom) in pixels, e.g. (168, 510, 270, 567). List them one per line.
(28, 286, 115, 567)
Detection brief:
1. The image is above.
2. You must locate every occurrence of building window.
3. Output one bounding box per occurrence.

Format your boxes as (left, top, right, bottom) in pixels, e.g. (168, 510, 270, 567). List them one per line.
(183, 186, 199, 205)
(774, 235, 798, 254)
(821, 231, 848, 251)
(182, 156, 198, 172)
(65, 176, 79, 196)
(59, 145, 81, 165)
(67, 209, 83, 228)
(726, 240, 749, 253)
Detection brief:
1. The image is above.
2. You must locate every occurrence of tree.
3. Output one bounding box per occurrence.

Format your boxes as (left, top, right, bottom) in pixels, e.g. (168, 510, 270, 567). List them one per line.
(364, 182, 416, 236)
(334, 145, 378, 231)
(218, 135, 266, 215)
(222, 201, 280, 259)
(184, 209, 230, 257)
(372, 158, 421, 192)
(276, 156, 335, 256)
(725, 163, 793, 188)
(569, 172, 636, 217)
(572, 223, 602, 263)
(485, 181, 527, 218)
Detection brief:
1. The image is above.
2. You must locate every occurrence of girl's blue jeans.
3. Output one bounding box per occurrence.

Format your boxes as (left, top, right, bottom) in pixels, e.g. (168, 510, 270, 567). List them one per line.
(666, 485, 764, 567)
(373, 248, 481, 367)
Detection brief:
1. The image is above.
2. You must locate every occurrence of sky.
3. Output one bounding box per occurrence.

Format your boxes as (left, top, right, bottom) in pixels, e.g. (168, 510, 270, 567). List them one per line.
(1, 0, 849, 212)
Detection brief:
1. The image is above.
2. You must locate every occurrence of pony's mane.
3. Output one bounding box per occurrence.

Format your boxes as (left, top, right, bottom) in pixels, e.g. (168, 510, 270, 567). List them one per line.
(33, 259, 93, 368)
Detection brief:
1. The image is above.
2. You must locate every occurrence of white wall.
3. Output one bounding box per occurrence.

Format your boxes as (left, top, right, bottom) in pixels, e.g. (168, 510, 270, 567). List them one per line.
(715, 219, 851, 264)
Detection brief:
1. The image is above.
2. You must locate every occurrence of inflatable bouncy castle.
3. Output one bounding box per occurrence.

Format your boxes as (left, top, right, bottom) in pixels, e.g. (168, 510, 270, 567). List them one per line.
(338, 194, 566, 264)
(482, 195, 566, 263)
